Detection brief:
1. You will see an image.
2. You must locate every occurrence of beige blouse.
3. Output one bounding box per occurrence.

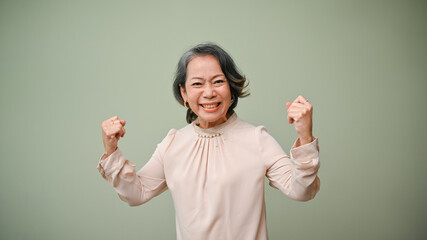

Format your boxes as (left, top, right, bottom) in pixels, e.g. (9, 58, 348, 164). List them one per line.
(98, 113, 320, 240)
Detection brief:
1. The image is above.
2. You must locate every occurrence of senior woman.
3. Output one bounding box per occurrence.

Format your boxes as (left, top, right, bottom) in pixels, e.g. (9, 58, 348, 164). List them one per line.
(98, 43, 320, 240)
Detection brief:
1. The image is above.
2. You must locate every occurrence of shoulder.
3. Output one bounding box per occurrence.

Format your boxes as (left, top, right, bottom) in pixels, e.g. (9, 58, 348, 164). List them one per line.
(232, 117, 271, 135)
(225, 117, 272, 143)
(156, 128, 177, 152)
(174, 123, 194, 138)
(233, 117, 285, 152)
(236, 119, 287, 161)
(163, 122, 193, 139)
(161, 124, 194, 147)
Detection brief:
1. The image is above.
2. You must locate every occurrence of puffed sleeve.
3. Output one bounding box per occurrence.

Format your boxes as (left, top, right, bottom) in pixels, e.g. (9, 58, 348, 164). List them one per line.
(97, 129, 176, 206)
(257, 126, 320, 201)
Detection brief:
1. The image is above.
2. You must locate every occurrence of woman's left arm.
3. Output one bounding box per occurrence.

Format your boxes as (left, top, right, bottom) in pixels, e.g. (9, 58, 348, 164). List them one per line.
(262, 95, 320, 201)
(261, 127, 320, 202)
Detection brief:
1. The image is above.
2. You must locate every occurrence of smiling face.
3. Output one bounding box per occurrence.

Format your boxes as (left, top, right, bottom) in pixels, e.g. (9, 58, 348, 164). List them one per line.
(180, 55, 232, 129)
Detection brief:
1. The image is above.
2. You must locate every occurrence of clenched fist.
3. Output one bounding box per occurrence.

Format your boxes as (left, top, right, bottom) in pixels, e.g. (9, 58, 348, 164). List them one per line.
(286, 95, 313, 146)
(102, 116, 126, 156)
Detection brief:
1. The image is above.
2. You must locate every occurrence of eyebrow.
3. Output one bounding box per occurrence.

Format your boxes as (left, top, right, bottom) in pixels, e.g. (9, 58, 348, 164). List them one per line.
(190, 74, 225, 81)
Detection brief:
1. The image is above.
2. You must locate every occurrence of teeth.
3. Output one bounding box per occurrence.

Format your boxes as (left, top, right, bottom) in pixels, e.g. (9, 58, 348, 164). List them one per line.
(202, 103, 219, 109)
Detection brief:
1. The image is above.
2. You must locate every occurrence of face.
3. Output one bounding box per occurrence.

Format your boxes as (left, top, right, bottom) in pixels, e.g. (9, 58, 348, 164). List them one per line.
(180, 55, 232, 129)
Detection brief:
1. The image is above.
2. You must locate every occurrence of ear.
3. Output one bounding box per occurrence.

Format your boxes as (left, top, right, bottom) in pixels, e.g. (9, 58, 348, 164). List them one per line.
(179, 84, 187, 102)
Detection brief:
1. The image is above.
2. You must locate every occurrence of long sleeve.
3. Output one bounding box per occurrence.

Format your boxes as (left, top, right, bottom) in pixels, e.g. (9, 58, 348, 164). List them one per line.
(97, 129, 176, 206)
(259, 127, 320, 201)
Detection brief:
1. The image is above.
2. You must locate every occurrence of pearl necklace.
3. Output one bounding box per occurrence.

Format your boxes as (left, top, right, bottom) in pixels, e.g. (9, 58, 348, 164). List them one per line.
(197, 133, 222, 138)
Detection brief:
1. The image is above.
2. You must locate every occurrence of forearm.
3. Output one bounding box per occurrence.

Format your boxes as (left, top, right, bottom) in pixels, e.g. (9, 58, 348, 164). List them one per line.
(286, 163, 320, 201)
(97, 149, 166, 206)
(268, 137, 320, 201)
(294, 135, 314, 148)
(289, 137, 320, 200)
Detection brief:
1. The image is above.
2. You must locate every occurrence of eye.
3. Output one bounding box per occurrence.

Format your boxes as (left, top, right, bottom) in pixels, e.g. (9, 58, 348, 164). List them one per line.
(191, 82, 202, 86)
(214, 79, 225, 84)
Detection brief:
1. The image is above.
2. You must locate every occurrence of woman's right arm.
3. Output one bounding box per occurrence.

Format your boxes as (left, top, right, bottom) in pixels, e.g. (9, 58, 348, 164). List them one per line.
(97, 116, 173, 206)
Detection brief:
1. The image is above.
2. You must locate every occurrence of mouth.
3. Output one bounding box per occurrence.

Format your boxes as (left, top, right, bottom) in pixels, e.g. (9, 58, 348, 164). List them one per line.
(200, 102, 221, 112)
(200, 102, 220, 109)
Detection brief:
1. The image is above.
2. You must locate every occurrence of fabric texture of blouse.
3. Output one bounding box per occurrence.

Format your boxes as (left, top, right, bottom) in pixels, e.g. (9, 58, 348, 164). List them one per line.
(97, 113, 320, 240)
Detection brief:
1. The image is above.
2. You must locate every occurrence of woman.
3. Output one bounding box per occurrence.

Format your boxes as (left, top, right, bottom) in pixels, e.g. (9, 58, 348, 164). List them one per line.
(98, 43, 320, 240)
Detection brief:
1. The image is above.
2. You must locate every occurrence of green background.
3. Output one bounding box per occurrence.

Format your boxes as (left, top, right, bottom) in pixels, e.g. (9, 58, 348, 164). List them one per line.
(1, 0, 426, 239)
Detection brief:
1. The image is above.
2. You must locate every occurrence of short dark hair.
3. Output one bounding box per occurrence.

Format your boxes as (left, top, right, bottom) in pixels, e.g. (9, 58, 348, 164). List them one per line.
(173, 43, 249, 123)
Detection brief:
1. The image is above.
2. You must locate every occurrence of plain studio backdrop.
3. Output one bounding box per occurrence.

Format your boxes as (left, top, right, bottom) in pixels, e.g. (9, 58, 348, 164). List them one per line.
(0, 0, 426, 239)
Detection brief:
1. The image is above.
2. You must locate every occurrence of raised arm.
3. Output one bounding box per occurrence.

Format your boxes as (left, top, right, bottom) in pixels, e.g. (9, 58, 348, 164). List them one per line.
(263, 95, 320, 201)
(259, 126, 320, 201)
(97, 116, 173, 206)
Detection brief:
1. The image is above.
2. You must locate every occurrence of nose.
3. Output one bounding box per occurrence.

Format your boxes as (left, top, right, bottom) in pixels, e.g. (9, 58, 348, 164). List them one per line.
(203, 83, 216, 98)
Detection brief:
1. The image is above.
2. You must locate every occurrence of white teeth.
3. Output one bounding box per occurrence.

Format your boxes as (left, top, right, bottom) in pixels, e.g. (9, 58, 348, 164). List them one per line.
(202, 103, 219, 109)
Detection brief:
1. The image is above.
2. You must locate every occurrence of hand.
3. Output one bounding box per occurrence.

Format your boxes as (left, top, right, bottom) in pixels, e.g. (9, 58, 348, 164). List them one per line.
(286, 95, 313, 145)
(101, 116, 126, 156)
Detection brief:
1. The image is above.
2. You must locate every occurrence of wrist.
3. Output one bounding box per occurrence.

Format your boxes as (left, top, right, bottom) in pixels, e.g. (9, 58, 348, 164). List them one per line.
(299, 135, 314, 145)
(105, 146, 118, 157)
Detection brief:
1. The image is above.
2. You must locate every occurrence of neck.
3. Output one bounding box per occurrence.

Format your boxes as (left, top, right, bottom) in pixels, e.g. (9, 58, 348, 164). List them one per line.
(197, 111, 234, 129)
